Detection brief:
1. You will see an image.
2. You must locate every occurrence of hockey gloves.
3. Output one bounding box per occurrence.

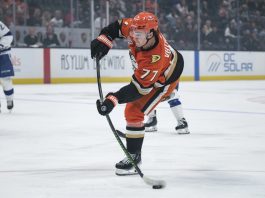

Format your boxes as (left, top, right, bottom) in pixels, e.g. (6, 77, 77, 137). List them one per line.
(96, 93, 118, 116)
(91, 34, 113, 60)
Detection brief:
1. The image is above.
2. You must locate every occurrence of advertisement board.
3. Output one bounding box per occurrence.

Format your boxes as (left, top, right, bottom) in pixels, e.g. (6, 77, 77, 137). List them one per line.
(9, 48, 265, 84)
(11, 48, 44, 83)
(50, 49, 195, 83)
(200, 51, 265, 80)
(50, 49, 133, 83)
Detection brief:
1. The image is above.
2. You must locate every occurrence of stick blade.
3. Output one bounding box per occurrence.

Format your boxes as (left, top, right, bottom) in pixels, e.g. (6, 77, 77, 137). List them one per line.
(143, 176, 166, 189)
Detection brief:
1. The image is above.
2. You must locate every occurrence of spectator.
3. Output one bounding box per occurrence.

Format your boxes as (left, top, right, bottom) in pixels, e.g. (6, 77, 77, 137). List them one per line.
(184, 24, 196, 49)
(14, 30, 26, 47)
(176, 0, 189, 17)
(42, 10, 52, 27)
(50, 10, 64, 27)
(185, 14, 194, 27)
(36, 31, 43, 45)
(145, 0, 158, 13)
(204, 19, 213, 35)
(58, 31, 69, 47)
(242, 29, 260, 51)
(24, 27, 41, 47)
(15, 0, 28, 25)
(78, 32, 89, 48)
(94, 11, 107, 36)
(43, 24, 60, 47)
(64, 9, 75, 27)
(207, 25, 222, 49)
(224, 19, 237, 49)
(201, 0, 209, 21)
(172, 17, 185, 41)
(27, 7, 42, 26)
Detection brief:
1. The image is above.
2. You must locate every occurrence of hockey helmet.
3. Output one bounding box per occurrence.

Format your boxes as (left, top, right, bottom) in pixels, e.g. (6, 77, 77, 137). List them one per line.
(131, 12, 158, 32)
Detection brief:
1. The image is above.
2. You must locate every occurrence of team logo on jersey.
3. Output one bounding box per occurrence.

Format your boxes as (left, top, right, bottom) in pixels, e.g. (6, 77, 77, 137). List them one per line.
(151, 55, 160, 63)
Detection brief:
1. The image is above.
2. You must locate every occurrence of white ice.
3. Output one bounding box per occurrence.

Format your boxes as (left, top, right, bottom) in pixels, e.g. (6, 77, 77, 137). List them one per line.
(0, 80, 265, 198)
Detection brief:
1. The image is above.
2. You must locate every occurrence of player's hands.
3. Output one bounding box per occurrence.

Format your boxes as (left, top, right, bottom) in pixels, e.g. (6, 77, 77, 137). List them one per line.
(96, 93, 118, 116)
(91, 35, 113, 60)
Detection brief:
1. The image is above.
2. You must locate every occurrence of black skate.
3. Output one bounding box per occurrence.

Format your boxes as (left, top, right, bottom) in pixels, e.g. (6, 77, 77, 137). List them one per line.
(115, 153, 141, 176)
(7, 100, 14, 111)
(175, 118, 190, 134)
(144, 110, 157, 132)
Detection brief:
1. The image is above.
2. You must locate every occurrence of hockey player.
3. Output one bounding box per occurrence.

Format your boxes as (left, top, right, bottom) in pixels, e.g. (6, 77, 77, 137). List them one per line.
(91, 12, 185, 175)
(0, 21, 14, 112)
(144, 85, 190, 134)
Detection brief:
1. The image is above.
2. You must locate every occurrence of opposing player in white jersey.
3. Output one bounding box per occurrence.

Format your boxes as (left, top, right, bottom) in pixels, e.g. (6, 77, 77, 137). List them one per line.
(145, 85, 190, 134)
(0, 21, 15, 112)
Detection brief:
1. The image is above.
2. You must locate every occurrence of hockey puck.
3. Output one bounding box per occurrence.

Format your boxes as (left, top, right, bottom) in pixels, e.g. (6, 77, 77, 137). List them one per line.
(152, 185, 163, 189)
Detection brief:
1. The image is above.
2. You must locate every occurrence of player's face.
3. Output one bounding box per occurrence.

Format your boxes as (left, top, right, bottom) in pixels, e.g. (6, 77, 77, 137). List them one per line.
(130, 28, 148, 47)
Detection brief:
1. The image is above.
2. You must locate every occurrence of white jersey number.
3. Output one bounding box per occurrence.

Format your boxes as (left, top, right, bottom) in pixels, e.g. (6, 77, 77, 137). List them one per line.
(141, 69, 158, 81)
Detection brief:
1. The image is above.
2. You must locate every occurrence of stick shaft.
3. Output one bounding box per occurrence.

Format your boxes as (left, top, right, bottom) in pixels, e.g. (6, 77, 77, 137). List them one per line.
(96, 58, 144, 178)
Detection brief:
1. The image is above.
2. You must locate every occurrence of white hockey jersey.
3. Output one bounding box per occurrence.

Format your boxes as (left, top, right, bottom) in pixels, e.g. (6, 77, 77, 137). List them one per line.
(0, 21, 13, 52)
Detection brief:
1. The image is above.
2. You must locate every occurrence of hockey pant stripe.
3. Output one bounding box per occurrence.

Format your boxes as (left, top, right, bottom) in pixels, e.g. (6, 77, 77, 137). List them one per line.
(4, 88, 14, 96)
(142, 81, 178, 115)
(126, 125, 145, 138)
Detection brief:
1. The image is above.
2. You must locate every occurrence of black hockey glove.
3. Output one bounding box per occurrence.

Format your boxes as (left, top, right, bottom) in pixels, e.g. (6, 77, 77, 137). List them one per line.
(91, 34, 113, 60)
(96, 93, 118, 116)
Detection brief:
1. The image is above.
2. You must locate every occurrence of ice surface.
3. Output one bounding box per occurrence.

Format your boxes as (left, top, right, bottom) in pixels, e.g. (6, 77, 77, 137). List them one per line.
(0, 80, 265, 198)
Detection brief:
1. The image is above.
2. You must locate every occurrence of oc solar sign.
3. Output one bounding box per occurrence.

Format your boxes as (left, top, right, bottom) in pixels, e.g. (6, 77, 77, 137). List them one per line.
(207, 52, 253, 73)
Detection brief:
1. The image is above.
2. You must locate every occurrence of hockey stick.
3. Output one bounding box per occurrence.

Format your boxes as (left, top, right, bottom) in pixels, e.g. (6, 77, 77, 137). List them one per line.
(96, 57, 166, 189)
(116, 129, 126, 138)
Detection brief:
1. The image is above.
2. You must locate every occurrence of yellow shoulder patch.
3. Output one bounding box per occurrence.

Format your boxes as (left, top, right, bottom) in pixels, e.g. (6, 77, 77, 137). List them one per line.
(151, 55, 161, 63)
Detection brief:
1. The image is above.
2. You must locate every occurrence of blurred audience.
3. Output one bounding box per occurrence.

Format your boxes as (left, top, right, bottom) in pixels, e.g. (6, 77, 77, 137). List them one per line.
(0, 0, 264, 50)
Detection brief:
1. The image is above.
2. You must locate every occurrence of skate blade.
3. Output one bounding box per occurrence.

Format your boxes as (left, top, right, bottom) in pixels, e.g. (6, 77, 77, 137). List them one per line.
(177, 128, 190, 134)
(115, 168, 138, 176)
(145, 126, 157, 132)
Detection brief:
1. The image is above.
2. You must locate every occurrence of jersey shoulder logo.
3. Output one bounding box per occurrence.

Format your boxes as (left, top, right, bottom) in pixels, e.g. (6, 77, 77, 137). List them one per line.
(151, 55, 161, 63)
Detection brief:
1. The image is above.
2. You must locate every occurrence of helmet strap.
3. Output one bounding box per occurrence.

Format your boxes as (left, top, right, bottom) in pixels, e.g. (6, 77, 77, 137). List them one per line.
(141, 30, 158, 50)
(142, 30, 155, 47)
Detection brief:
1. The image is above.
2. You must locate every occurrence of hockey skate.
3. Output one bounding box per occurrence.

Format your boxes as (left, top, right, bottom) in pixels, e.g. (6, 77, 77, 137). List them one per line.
(175, 118, 190, 134)
(144, 110, 157, 132)
(7, 100, 14, 112)
(115, 153, 141, 176)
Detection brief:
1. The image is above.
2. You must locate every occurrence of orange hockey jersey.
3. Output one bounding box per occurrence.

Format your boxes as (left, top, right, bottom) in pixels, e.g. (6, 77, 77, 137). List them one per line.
(119, 18, 179, 95)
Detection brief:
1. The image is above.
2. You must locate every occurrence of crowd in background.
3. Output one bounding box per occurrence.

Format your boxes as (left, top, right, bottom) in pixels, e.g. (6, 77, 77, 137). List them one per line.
(0, 0, 264, 50)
